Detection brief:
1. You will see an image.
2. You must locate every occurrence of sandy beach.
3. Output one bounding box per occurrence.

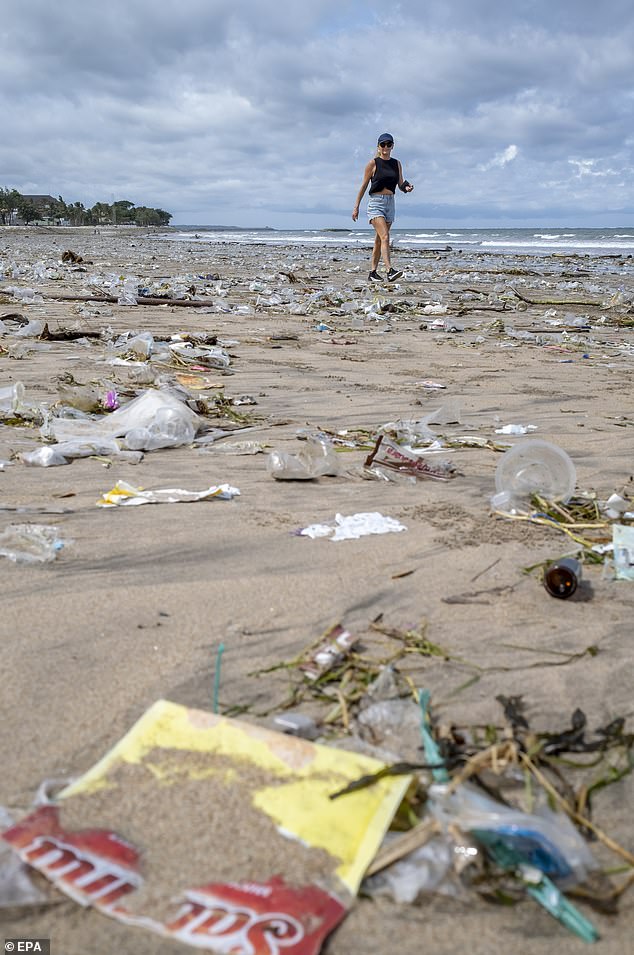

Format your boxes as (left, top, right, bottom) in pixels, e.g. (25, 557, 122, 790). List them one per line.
(0, 225, 632, 954)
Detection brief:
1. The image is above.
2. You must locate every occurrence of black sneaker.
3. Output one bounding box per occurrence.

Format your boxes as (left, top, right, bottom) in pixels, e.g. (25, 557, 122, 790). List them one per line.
(387, 267, 403, 281)
(368, 270, 383, 282)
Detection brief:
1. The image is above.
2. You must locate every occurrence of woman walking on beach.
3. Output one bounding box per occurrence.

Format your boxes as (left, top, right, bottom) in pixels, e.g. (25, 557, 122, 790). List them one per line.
(352, 132, 414, 282)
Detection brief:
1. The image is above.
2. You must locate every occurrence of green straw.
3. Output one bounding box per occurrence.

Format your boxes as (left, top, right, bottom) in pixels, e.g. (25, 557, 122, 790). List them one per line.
(213, 642, 225, 714)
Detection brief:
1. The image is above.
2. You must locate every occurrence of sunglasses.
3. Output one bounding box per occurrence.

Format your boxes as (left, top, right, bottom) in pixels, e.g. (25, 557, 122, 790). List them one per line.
(380, 142, 394, 148)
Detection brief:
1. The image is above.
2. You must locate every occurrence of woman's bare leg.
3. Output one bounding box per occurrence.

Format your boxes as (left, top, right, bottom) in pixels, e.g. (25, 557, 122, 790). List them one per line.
(371, 232, 381, 271)
(370, 217, 391, 271)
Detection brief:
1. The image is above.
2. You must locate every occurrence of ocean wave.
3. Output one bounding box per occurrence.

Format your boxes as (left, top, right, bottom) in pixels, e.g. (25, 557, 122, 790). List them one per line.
(482, 239, 634, 250)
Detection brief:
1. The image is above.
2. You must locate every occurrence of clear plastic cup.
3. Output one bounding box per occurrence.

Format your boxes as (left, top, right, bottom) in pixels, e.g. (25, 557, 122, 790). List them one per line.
(495, 439, 576, 504)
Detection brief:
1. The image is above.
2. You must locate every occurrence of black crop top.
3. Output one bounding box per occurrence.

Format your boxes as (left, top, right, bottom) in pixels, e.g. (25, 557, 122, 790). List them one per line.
(369, 157, 399, 195)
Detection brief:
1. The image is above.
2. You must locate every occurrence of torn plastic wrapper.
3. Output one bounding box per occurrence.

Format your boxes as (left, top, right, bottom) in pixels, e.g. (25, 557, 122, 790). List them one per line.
(169, 341, 231, 369)
(365, 435, 457, 481)
(613, 524, 634, 580)
(299, 624, 358, 681)
(202, 440, 265, 455)
(96, 481, 240, 507)
(1, 700, 411, 954)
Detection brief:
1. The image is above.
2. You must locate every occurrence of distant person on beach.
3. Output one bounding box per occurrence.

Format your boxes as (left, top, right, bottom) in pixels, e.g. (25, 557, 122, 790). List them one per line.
(352, 132, 414, 282)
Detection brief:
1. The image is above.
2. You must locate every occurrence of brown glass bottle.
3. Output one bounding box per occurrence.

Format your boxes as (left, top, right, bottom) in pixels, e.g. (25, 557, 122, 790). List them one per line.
(544, 558, 581, 599)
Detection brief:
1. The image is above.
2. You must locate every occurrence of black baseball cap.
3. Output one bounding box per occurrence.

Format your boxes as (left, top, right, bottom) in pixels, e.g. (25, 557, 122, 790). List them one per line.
(377, 132, 394, 144)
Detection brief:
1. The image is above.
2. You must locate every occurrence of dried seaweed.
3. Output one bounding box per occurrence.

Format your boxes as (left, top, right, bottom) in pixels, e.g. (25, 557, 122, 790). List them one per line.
(432, 697, 634, 875)
(248, 618, 448, 727)
(329, 762, 432, 800)
(495, 491, 628, 564)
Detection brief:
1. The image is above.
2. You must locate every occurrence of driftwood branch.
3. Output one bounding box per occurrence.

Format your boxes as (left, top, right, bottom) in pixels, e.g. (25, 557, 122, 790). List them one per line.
(55, 293, 217, 307)
(4, 291, 217, 308)
(510, 287, 601, 307)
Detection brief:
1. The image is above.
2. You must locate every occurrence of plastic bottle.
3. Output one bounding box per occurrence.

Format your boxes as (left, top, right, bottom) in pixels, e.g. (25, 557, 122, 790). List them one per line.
(267, 437, 340, 480)
(117, 276, 139, 306)
(125, 407, 196, 450)
(0, 524, 66, 563)
(544, 558, 582, 598)
(0, 382, 25, 413)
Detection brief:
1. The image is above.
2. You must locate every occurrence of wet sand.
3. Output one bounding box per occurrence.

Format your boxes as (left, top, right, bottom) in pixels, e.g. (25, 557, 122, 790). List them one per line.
(0, 226, 632, 954)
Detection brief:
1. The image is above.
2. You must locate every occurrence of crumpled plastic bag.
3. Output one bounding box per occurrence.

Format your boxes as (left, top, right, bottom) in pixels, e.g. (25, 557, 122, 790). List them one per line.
(0, 807, 47, 908)
(363, 833, 461, 902)
(429, 782, 597, 888)
(22, 439, 143, 468)
(46, 389, 202, 451)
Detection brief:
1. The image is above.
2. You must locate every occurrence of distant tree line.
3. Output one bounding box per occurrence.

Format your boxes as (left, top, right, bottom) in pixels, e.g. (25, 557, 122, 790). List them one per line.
(0, 188, 172, 227)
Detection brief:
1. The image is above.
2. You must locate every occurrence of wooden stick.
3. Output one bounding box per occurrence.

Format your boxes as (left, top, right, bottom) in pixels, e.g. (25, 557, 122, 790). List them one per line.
(365, 819, 440, 876)
(519, 752, 634, 866)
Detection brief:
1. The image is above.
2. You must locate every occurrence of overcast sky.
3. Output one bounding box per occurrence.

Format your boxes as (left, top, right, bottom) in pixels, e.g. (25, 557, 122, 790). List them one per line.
(2, 0, 633, 228)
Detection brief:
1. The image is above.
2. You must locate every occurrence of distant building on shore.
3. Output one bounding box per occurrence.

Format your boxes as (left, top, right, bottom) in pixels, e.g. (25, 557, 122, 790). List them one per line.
(16, 195, 63, 225)
(22, 194, 56, 209)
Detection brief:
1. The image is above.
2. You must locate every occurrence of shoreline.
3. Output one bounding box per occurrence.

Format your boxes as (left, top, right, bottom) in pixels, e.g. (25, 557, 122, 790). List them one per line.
(4, 223, 634, 257)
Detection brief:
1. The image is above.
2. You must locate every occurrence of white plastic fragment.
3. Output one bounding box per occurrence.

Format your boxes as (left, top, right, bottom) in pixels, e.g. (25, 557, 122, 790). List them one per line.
(299, 512, 407, 541)
(495, 424, 538, 435)
(603, 494, 630, 520)
(12, 320, 45, 337)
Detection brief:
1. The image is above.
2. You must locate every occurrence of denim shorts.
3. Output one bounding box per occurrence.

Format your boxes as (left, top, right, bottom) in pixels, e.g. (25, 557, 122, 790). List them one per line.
(367, 193, 395, 224)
